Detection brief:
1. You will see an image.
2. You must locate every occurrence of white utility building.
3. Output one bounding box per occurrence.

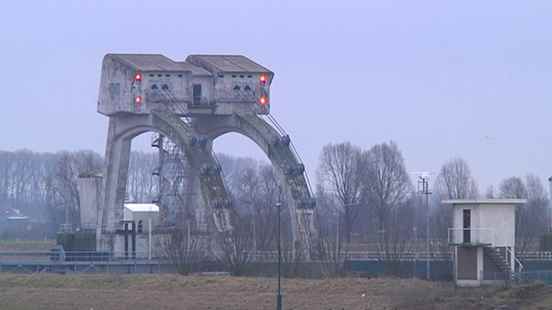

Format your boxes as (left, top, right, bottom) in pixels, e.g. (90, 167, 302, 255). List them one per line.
(123, 203, 160, 233)
(444, 199, 526, 287)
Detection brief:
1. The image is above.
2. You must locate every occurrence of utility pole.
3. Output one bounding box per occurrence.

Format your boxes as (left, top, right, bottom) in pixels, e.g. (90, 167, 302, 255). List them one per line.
(276, 202, 282, 310)
(418, 175, 432, 281)
(548, 177, 552, 232)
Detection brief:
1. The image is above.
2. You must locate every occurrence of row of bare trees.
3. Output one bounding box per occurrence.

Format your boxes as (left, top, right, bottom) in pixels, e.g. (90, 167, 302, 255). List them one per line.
(0, 149, 151, 234)
(317, 141, 550, 261)
(0, 141, 549, 270)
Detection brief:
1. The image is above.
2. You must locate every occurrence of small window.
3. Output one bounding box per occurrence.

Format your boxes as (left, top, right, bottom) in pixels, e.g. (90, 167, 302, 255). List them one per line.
(217, 73, 224, 78)
(151, 84, 158, 90)
(233, 85, 241, 91)
(239, 75, 244, 78)
(165, 74, 170, 77)
(247, 75, 252, 78)
(193, 84, 202, 105)
(244, 85, 251, 91)
(178, 74, 183, 78)
(161, 84, 169, 90)
(232, 74, 237, 78)
(149, 74, 155, 77)
(157, 74, 162, 77)
(137, 220, 143, 234)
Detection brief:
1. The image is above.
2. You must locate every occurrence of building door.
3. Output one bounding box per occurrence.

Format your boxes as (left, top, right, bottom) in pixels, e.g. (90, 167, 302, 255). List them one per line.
(463, 209, 471, 243)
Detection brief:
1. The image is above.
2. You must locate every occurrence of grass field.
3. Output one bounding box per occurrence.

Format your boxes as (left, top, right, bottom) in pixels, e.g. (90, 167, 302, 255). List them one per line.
(0, 239, 55, 251)
(0, 273, 550, 310)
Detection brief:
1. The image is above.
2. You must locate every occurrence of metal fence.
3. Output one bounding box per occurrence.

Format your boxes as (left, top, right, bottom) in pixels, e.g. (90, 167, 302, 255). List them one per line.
(514, 271, 552, 284)
(5, 250, 552, 264)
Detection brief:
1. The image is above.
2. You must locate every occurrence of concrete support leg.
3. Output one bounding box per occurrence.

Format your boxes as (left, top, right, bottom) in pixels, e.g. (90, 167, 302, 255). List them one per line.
(98, 117, 132, 252)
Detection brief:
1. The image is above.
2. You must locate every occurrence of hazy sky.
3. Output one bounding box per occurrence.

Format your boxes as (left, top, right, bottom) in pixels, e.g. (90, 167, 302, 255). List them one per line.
(1, 0, 551, 191)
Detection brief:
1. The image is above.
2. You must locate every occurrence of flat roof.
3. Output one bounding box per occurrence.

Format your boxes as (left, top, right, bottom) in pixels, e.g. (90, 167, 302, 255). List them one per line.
(124, 203, 159, 212)
(7, 216, 30, 220)
(108, 54, 189, 72)
(186, 55, 272, 73)
(442, 199, 527, 206)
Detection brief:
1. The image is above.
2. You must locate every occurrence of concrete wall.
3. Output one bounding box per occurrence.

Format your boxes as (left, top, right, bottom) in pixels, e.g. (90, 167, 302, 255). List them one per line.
(452, 203, 515, 247)
(77, 176, 102, 229)
(479, 205, 515, 247)
(124, 211, 159, 233)
(98, 55, 270, 117)
(98, 57, 134, 115)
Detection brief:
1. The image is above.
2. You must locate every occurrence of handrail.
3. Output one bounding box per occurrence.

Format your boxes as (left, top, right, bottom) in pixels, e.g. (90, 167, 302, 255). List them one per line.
(447, 228, 495, 245)
(507, 247, 524, 273)
(263, 114, 315, 198)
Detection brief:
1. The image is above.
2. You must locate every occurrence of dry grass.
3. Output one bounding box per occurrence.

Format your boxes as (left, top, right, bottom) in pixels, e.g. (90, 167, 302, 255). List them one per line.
(0, 273, 549, 310)
(0, 239, 55, 251)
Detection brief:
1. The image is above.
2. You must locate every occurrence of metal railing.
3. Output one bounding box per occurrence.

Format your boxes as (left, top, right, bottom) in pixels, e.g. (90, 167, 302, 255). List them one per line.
(0, 250, 164, 263)
(346, 251, 452, 261)
(517, 251, 552, 260)
(513, 271, 552, 284)
(447, 228, 495, 245)
(263, 114, 315, 198)
(507, 247, 524, 273)
(6, 248, 552, 266)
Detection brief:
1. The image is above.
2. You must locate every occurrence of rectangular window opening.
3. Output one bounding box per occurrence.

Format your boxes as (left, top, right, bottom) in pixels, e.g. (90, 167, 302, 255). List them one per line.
(193, 84, 202, 105)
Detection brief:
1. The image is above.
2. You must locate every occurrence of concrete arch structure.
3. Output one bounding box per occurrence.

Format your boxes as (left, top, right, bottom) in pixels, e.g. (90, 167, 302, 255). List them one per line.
(98, 110, 232, 251)
(96, 53, 317, 260)
(191, 114, 317, 259)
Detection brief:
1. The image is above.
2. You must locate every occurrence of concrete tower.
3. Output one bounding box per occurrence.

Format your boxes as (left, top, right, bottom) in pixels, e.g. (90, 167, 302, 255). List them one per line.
(96, 54, 317, 259)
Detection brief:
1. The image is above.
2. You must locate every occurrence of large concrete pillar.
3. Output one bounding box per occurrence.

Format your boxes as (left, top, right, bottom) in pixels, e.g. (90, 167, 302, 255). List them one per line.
(98, 117, 132, 251)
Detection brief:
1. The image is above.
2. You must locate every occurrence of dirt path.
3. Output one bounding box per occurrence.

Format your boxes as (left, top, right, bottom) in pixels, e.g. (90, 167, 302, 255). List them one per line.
(0, 273, 548, 310)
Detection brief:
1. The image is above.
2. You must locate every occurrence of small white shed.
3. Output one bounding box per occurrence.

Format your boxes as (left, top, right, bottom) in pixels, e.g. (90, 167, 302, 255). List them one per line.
(123, 203, 159, 233)
(444, 199, 526, 287)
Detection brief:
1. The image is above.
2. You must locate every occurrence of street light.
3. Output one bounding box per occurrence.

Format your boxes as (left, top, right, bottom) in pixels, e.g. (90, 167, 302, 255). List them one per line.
(276, 201, 282, 310)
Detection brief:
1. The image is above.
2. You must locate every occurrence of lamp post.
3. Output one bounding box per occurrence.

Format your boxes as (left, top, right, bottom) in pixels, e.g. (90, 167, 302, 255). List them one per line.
(276, 202, 282, 310)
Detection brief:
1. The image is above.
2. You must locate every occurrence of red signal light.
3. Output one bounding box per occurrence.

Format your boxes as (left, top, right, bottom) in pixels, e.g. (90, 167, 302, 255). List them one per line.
(134, 72, 142, 81)
(259, 96, 268, 105)
(135, 96, 142, 104)
(260, 74, 267, 85)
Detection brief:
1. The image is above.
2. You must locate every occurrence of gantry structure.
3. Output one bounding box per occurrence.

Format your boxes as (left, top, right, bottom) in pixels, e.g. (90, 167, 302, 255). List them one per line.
(97, 54, 317, 259)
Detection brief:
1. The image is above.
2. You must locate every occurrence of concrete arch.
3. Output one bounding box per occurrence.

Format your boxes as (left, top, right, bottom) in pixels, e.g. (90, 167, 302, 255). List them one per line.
(98, 110, 316, 260)
(98, 111, 231, 251)
(191, 114, 317, 260)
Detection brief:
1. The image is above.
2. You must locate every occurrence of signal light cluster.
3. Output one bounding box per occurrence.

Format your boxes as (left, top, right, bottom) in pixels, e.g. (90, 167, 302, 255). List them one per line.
(259, 74, 269, 106)
(134, 72, 142, 82)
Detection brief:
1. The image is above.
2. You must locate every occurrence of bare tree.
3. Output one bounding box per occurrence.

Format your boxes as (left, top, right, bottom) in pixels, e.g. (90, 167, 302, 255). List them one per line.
(317, 142, 363, 243)
(126, 151, 158, 202)
(432, 158, 479, 239)
(44, 151, 103, 230)
(435, 158, 479, 200)
(315, 184, 347, 277)
(361, 141, 413, 259)
(485, 185, 496, 199)
(499, 177, 527, 199)
(162, 226, 205, 275)
(499, 175, 549, 252)
(382, 197, 417, 275)
(214, 214, 254, 276)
